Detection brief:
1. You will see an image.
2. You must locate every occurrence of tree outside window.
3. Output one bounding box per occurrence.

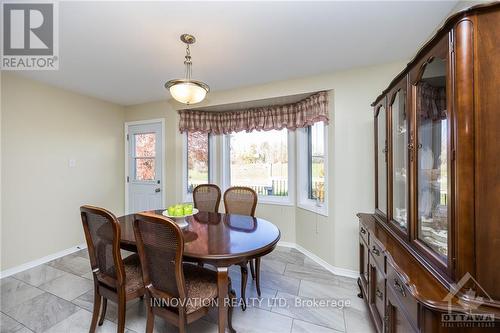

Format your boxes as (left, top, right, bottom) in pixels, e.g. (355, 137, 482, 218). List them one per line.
(135, 133, 156, 181)
(187, 132, 210, 192)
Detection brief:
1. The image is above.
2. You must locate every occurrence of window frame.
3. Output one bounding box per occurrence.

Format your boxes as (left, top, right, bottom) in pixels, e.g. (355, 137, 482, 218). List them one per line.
(182, 132, 215, 202)
(222, 129, 295, 206)
(132, 132, 157, 182)
(297, 122, 328, 216)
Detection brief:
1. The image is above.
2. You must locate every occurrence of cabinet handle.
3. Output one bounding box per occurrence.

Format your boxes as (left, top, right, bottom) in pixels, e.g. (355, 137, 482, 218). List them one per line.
(360, 228, 366, 234)
(372, 246, 380, 256)
(376, 289, 383, 300)
(408, 132, 415, 162)
(393, 278, 406, 297)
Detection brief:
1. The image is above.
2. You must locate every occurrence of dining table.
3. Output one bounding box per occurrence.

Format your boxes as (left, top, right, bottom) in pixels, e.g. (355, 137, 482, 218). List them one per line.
(118, 210, 281, 333)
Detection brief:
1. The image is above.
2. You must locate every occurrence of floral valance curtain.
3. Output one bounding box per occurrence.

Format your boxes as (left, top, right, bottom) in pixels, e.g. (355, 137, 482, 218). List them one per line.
(178, 91, 329, 134)
(416, 82, 447, 121)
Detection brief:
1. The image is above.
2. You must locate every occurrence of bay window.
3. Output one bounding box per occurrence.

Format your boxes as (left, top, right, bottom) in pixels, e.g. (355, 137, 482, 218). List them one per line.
(183, 132, 213, 200)
(223, 129, 294, 204)
(298, 121, 328, 215)
(180, 91, 329, 208)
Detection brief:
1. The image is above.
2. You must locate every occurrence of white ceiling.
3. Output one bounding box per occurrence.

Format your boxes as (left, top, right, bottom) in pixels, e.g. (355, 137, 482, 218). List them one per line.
(15, 1, 458, 106)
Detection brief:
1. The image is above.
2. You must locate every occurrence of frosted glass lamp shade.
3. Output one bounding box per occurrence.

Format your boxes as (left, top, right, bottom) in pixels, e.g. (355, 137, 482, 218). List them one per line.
(165, 80, 209, 105)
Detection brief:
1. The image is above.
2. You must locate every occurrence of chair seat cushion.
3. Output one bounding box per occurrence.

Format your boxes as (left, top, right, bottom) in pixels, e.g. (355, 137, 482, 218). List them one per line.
(123, 254, 144, 294)
(183, 263, 219, 313)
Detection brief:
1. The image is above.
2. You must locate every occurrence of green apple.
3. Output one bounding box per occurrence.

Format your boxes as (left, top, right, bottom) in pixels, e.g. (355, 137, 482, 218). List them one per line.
(167, 206, 175, 216)
(174, 206, 184, 216)
(183, 204, 193, 215)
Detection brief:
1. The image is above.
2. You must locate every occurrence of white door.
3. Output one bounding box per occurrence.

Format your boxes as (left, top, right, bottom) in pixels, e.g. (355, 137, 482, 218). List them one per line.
(126, 121, 163, 213)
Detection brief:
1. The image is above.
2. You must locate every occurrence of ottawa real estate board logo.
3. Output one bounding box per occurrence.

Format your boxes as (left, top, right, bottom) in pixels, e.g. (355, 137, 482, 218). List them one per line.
(441, 273, 496, 328)
(1, 1, 58, 70)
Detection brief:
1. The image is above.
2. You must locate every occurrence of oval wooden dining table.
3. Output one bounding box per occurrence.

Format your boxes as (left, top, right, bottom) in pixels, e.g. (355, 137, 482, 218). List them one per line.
(118, 210, 281, 333)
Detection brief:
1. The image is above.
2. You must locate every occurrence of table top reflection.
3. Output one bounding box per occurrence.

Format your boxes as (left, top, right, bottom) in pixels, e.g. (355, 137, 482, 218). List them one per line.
(118, 211, 281, 264)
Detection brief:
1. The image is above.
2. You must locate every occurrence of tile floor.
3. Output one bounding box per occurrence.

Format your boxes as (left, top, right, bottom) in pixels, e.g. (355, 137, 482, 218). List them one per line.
(1, 246, 375, 333)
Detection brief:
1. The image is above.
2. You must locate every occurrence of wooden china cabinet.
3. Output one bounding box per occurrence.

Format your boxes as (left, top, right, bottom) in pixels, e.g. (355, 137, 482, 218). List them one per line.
(357, 3, 500, 332)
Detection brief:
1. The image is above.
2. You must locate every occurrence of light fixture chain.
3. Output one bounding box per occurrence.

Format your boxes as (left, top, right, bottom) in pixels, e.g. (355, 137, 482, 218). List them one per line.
(184, 43, 192, 80)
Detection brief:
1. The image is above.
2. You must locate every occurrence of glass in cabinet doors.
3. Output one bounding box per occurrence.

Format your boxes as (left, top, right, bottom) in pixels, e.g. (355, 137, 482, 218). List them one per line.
(391, 91, 408, 231)
(376, 105, 387, 215)
(415, 57, 449, 259)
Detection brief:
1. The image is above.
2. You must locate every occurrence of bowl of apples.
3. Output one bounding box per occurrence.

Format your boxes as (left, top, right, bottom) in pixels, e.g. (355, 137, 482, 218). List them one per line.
(162, 204, 198, 228)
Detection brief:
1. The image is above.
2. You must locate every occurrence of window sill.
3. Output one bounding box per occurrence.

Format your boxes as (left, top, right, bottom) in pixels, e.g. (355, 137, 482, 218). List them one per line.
(257, 196, 295, 207)
(297, 201, 328, 217)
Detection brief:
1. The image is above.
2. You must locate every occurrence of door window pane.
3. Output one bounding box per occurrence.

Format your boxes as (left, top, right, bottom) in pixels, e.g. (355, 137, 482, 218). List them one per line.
(377, 106, 387, 214)
(229, 129, 288, 196)
(135, 133, 156, 157)
(187, 132, 210, 193)
(135, 158, 155, 181)
(134, 133, 156, 181)
(416, 57, 448, 258)
(391, 91, 408, 231)
(308, 122, 325, 202)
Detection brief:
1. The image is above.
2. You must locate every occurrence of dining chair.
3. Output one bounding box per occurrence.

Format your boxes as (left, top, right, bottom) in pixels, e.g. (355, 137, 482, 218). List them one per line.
(133, 212, 236, 333)
(80, 205, 145, 333)
(223, 186, 261, 310)
(192, 184, 221, 213)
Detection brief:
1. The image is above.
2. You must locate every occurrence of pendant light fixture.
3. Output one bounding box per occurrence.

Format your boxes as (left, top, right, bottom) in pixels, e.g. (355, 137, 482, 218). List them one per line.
(165, 34, 209, 105)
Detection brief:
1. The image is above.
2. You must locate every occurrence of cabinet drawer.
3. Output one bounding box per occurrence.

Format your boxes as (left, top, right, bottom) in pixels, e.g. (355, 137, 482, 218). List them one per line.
(370, 238, 385, 272)
(386, 285, 418, 333)
(369, 263, 384, 332)
(387, 261, 418, 328)
(359, 236, 369, 287)
(374, 268, 385, 319)
(359, 223, 369, 246)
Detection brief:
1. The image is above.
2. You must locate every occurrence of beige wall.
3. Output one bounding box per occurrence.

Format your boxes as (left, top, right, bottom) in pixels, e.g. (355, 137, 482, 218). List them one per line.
(125, 61, 405, 270)
(0, 71, 3, 268)
(1, 73, 125, 270)
(293, 65, 397, 271)
(452, 1, 490, 14)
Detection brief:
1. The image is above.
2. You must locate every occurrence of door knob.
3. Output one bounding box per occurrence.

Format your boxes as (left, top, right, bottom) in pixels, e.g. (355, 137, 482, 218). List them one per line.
(155, 188, 161, 193)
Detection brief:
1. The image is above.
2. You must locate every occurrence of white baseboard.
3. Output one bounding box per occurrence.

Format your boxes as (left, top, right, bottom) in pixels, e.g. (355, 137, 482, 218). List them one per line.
(277, 241, 359, 279)
(0, 243, 87, 279)
(277, 241, 296, 248)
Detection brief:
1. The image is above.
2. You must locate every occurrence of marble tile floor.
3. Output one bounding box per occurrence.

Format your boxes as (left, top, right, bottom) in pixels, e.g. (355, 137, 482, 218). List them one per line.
(0, 246, 375, 333)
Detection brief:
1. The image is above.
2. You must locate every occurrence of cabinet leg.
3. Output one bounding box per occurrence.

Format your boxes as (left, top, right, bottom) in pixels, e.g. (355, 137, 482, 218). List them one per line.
(357, 278, 363, 299)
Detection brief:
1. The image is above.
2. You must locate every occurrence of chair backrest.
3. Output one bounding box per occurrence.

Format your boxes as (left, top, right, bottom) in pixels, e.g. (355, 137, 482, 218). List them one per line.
(80, 205, 124, 288)
(223, 186, 258, 217)
(193, 184, 221, 213)
(133, 212, 186, 301)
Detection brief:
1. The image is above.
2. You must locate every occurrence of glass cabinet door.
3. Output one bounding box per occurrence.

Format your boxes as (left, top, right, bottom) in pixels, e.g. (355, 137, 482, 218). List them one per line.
(376, 105, 387, 216)
(415, 57, 449, 259)
(391, 91, 408, 232)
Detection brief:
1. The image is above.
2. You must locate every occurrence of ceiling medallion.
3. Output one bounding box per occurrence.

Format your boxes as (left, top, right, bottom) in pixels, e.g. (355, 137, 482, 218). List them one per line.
(165, 34, 209, 105)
